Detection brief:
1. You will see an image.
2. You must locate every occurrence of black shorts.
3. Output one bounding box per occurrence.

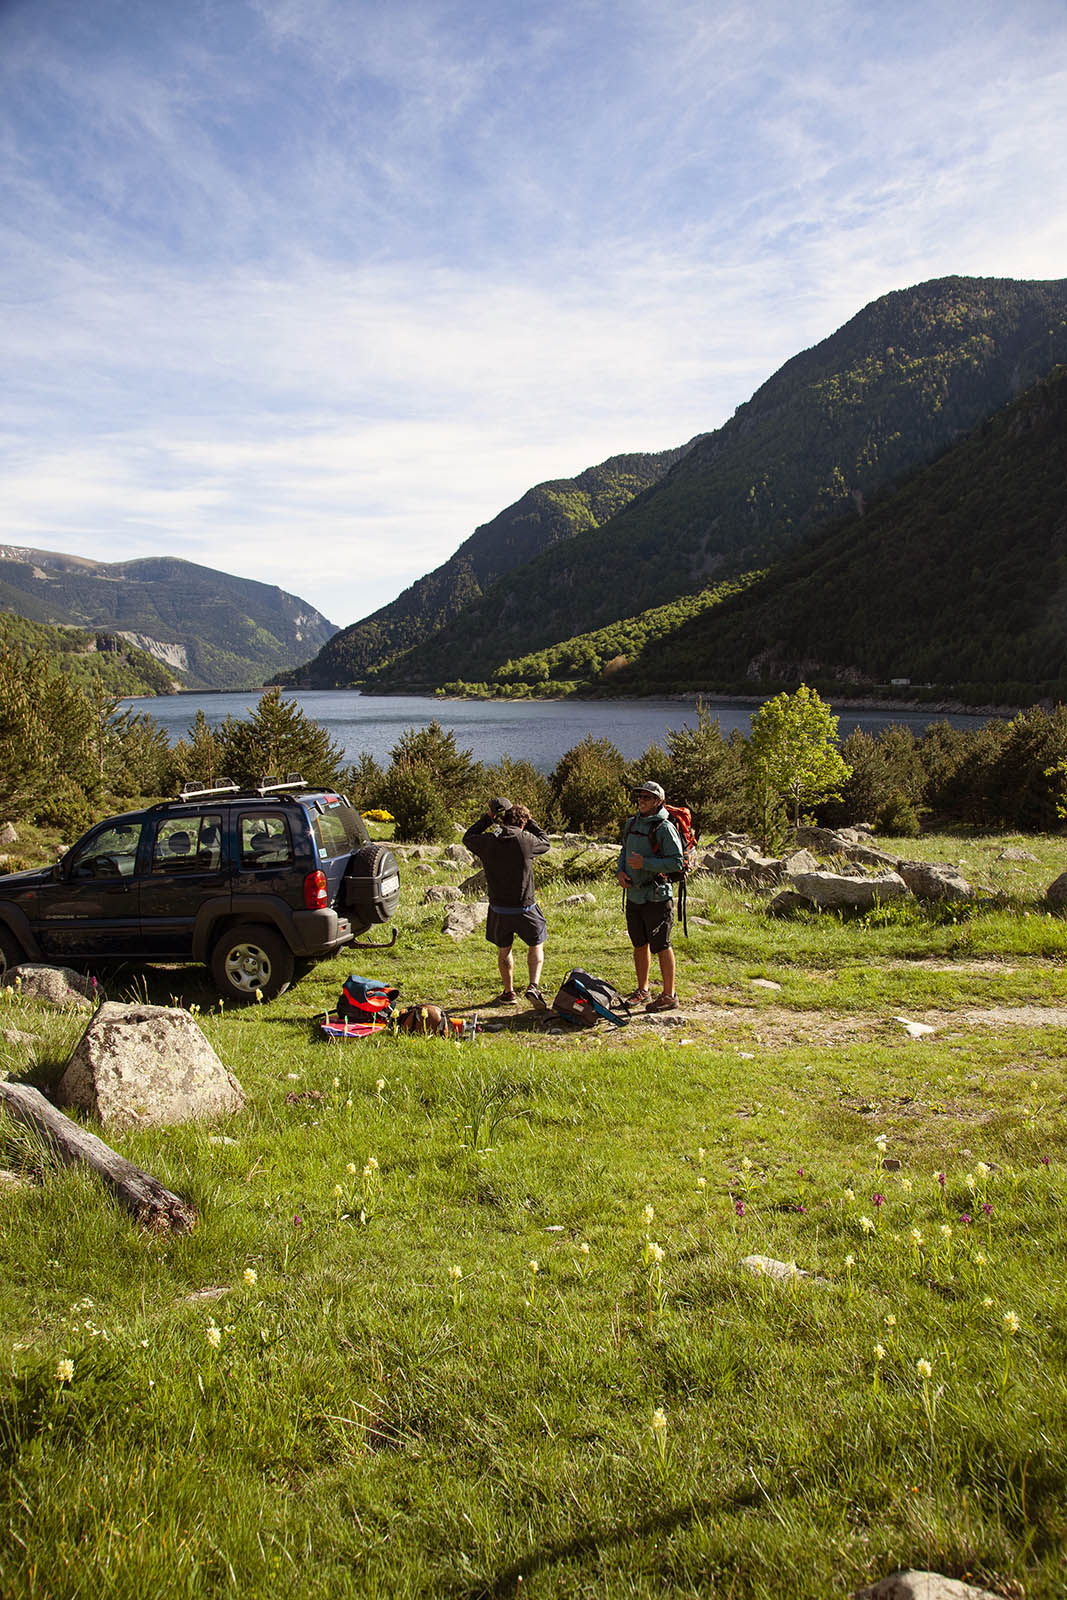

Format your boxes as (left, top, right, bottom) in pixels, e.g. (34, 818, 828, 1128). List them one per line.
(486, 905, 548, 949)
(626, 898, 674, 954)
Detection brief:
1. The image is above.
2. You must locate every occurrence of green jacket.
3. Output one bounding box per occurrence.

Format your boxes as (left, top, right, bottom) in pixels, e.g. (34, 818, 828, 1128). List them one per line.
(618, 807, 683, 903)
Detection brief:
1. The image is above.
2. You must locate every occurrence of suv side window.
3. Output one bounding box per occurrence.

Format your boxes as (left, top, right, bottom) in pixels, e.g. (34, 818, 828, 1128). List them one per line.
(312, 809, 350, 859)
(239, 813, 293, 868)
(153, 813, 223, 873)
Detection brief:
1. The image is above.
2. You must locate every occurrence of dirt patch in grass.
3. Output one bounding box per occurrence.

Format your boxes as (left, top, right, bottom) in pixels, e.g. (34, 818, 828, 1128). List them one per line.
(480, 1000, 1067, 1050)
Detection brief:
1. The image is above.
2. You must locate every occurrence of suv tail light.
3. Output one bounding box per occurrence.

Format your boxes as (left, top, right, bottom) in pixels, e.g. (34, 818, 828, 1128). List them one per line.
(304, 869, 329, 910)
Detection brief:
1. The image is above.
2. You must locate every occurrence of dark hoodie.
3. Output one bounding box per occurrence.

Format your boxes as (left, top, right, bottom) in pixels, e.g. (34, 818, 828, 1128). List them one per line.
(462, 814, 550, 909)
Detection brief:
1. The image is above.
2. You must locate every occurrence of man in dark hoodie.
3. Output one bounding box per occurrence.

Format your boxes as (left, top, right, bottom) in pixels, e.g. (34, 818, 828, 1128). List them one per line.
(462, 797, 551, 1008)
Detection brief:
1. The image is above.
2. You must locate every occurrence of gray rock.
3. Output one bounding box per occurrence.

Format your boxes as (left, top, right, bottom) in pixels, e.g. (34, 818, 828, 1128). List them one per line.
(8, 965, 96, 1011)
(998, 846, 1038, 862)
(845, 843, 900, 869)
(1046, 871, 1067, 910)
(560, 892, 596, 906)
(853, 1572, 1002, 1600)
(794, 825, 866, 853)
(749, 978, 781, 991)
(767, 888, 818, 917)
(460, 869, 488, 895)
(422, 884, 463, 904)
(788, 870, 909, 912)
(740, 1254, 809, 1282)
(896, 860, 974, 903)
(57, 1003, 245, 1128)
(443, 843, 474, 865)
(700, 848, 745, 873)
(732, 853, 785, 888)
(0, 823, 17, 846)
(442, 901, 488, 941)
(410, 862, 435, 874)
(781, 848, 820, 876)
(0, 1169, 28, 1192)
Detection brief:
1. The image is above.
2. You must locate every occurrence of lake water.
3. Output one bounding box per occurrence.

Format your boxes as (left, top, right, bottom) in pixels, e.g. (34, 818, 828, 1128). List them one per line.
(121, 690, 998, 774)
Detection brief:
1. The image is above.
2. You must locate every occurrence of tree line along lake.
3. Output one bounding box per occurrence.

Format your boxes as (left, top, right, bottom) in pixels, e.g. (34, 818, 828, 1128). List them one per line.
(121, 691, 998, 775)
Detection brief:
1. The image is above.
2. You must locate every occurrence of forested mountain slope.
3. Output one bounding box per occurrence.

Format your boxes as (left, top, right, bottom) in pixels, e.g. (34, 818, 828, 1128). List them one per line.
(603, 362, 1067, 700)
(279, 446, 695, 687)
(0, 548, 336, 690)
(365, 275, 1067, 689)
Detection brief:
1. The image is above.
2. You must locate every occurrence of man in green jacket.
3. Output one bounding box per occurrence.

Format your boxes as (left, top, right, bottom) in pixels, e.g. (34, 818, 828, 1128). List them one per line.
(617, 780, 683, 1012)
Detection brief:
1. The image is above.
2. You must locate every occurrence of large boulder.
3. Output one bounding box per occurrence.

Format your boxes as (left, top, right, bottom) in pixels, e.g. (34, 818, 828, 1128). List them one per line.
(8, 965, 96, 1011)
(443, 843, 474, 866)
(896, 860, 975, 903)
(787, 870, 909, 912)
(57, 1003, 245, 1129)
(0, 823, 18, 846)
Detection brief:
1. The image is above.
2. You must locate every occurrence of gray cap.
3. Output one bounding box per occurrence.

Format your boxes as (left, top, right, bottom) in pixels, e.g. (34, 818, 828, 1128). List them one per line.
(489, 796, 513, 816)
(631, 780, 665, 801)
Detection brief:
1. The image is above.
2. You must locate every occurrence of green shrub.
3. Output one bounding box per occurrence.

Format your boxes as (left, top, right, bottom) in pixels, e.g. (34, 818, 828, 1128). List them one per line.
(380, 769, 455, 842)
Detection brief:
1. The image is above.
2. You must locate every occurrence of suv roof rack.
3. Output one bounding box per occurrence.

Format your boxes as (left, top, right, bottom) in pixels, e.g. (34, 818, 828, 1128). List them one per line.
(257, 774, 307, 796)
(178, 779, 241, 800)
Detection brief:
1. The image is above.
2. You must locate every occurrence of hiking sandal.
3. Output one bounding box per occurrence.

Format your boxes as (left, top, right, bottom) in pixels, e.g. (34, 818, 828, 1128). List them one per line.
(645, 992, 679, 1012)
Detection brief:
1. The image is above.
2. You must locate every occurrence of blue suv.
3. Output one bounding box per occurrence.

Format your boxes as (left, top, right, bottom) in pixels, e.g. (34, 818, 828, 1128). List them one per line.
(0, 779, 400, 1002)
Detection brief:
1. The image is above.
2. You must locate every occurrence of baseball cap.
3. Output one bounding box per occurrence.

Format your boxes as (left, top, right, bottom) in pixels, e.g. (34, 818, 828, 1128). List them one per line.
(489, 796, 513, 816)
(631, 780, 665, 801)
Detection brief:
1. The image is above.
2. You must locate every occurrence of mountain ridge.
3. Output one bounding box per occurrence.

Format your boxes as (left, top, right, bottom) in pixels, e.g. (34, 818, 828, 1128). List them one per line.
(0, 547, 338, 691)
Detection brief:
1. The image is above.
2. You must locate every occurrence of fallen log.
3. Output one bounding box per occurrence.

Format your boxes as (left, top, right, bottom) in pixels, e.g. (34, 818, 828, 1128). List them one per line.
(0, 1081, 198, 1233)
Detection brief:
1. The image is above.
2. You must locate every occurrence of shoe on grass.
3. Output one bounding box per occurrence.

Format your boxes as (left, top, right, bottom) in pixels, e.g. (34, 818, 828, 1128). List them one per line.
(645, 992, 679, 1012)
(525, 984, 548, 1010)
(624, 987, 651, 1004)
(489, 990, 519, 1006)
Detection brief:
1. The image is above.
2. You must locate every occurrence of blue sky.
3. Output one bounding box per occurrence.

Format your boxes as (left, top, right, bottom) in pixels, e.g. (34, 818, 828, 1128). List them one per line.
(1, 0, 1064, 627)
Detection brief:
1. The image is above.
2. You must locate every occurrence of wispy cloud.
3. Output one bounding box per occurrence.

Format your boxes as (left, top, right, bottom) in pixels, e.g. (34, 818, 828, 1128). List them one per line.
(0, 0, 1064, 622)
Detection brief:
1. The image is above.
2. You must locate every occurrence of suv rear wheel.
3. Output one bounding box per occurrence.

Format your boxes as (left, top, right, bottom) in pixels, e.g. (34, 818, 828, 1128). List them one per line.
(211, 923, 295, 1003)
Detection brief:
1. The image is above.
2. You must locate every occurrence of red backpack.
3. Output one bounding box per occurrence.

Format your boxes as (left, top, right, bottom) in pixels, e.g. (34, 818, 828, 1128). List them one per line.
(653, 804, 697, 880)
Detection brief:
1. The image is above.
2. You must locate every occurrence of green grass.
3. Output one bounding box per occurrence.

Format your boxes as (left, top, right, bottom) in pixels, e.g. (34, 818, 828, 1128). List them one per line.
(2, 828, 1067, 1596)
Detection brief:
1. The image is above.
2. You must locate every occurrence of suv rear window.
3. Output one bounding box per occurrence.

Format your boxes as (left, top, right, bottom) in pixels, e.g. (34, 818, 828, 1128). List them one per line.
(239, 814, 294, 868)
(311, 801, 368, 861)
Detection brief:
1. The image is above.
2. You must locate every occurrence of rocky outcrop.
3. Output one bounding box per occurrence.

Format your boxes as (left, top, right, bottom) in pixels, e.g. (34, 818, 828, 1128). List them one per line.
(57, 1003, 245, 1129)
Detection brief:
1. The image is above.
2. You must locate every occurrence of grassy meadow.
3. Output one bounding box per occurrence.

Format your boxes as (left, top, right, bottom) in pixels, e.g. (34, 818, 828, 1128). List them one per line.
(2, 827, 1067, 1598)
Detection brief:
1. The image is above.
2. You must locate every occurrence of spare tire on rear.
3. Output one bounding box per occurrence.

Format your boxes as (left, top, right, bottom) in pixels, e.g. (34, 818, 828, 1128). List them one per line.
(343, 843, 400, 935)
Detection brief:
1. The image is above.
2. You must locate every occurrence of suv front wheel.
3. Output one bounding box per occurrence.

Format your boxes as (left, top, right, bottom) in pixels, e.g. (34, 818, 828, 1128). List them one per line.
(211, 923, 295, 1003)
